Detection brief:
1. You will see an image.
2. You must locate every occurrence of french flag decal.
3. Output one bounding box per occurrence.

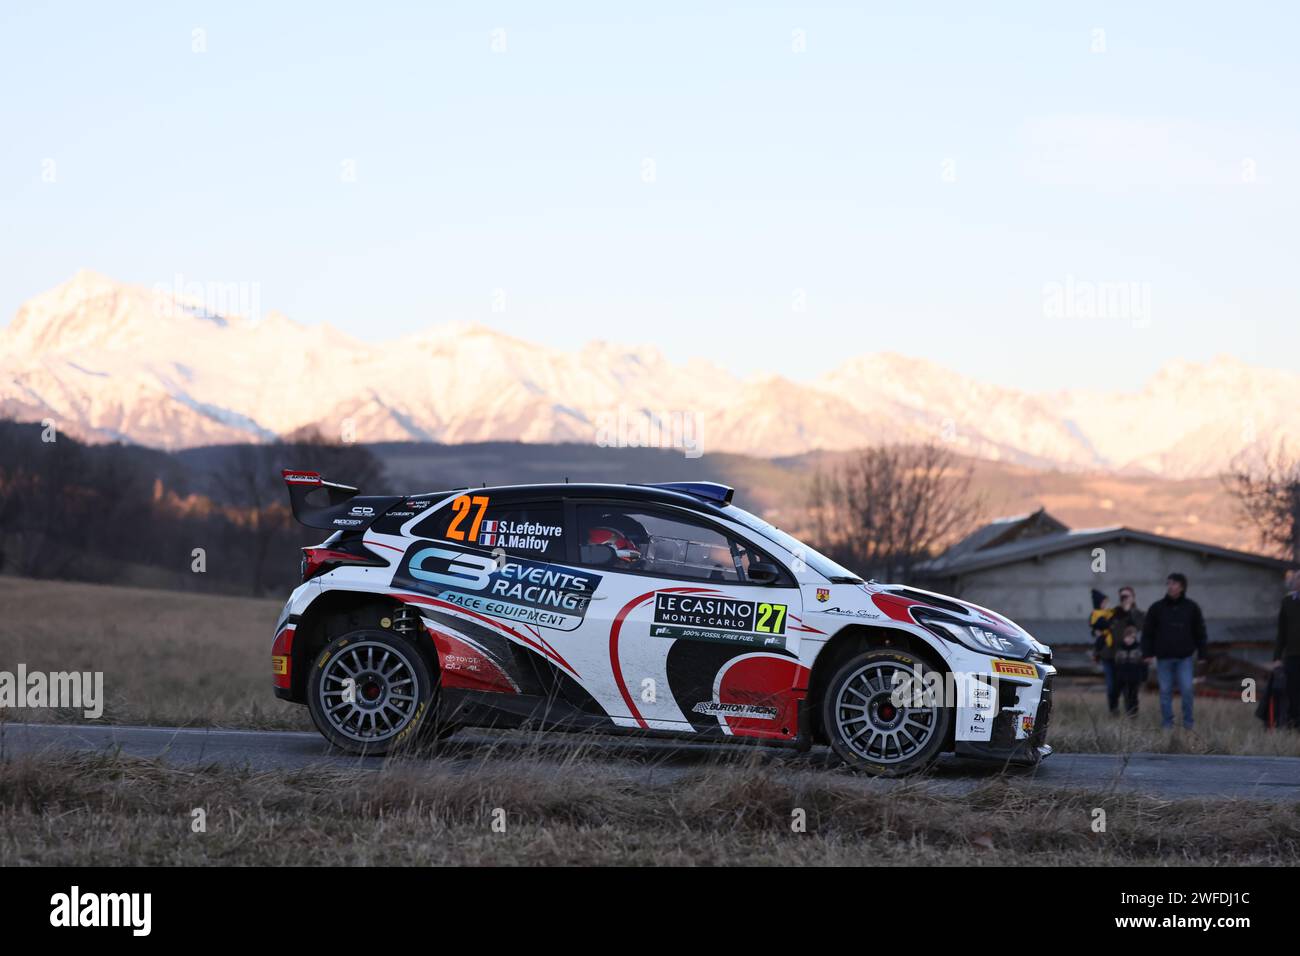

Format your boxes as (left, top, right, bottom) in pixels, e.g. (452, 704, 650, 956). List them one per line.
(479, 519, 498, 544)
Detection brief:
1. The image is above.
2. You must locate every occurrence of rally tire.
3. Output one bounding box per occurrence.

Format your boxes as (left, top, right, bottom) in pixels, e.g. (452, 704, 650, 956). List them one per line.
(821, 647, 951, 777)
(307, 629, 435, 755)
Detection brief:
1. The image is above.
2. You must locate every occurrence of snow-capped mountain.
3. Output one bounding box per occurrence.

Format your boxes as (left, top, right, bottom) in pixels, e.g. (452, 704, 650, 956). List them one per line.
(1, 271, 1294, 477)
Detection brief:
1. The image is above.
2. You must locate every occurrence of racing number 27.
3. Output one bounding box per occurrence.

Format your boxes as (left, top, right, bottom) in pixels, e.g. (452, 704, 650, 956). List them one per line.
(755, 602, 787, 635)
(446, 494, 490, 543)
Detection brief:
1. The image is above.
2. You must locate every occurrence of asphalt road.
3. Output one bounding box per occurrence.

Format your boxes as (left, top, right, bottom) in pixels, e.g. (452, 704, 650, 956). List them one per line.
(4, 721, 1300, 801)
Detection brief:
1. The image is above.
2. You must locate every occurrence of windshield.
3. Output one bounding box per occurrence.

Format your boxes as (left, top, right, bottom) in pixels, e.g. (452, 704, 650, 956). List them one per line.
(722, 505, 862, 583)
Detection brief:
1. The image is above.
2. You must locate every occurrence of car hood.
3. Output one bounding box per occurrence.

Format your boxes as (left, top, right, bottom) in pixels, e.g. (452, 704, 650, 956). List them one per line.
(809, 581, 1051, 654)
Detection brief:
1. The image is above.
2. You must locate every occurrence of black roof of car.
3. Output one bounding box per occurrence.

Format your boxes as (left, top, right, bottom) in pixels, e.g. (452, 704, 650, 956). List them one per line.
(410, 481, 736, 513)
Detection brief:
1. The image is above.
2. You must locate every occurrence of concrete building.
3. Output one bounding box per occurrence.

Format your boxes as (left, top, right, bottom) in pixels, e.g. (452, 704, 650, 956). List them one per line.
(915, 508, 1294, 658)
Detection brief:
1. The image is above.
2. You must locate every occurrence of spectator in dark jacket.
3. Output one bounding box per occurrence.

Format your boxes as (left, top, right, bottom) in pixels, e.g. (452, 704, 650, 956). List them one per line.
(1096, 585, 1145, 715)
(1272, 569, 1300, 729)
(1141, 572, 1208, 730)
(1113, 625, 1148, 717)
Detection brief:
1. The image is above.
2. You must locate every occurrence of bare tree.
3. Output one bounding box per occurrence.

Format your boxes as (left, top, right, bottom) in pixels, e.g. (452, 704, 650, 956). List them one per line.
(0, 424, 91, 578)
(1225, 445, 1300, 563)
(215, 431, 385, 595)
(808, 443, 983, 582)
(0, 417, 388, 595)
(216, 443, 290, 595)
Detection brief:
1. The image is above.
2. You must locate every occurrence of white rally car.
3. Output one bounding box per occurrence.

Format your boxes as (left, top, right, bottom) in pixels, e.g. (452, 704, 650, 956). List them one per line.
(271, 473, 1054, 776)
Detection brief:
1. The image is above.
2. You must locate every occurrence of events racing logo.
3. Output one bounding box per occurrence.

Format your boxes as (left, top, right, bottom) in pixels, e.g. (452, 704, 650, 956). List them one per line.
(394, 546, 602, 631)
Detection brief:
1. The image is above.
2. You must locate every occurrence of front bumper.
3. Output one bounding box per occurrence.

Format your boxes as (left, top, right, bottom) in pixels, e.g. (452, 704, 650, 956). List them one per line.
(954, 670, 1054, 765)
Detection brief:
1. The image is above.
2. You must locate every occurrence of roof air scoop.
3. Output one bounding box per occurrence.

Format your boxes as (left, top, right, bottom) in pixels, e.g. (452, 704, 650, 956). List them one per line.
(643, 481, 734, 504)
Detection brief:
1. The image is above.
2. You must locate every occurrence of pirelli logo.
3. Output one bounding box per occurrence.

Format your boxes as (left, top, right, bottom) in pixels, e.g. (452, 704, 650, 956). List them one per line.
(991, 659, 1037, 678)
(272, 655, 290, 676)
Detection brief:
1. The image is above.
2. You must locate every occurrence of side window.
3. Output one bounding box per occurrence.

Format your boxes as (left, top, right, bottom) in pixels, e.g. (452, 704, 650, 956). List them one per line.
(575, 503, 778, 583)
(414, 495, 566, 562)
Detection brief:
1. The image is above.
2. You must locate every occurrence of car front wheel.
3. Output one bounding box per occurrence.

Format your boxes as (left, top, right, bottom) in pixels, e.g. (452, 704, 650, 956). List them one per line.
(307, 628, 434, 755)
(822, 647, 951, 776)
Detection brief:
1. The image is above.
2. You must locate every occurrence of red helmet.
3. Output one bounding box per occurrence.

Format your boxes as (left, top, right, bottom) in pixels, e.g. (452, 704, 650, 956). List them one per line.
(588, 526, 641, 565)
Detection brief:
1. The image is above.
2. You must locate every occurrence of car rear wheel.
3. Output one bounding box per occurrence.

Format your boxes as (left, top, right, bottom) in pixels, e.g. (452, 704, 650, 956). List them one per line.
(307, 629, 434, 755)
(822, 647, 951, 776)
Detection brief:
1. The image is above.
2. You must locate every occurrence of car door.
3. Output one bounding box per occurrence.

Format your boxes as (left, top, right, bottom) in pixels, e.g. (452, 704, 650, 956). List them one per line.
(568, 500, 805, 739)
(396, 493, 601, 707)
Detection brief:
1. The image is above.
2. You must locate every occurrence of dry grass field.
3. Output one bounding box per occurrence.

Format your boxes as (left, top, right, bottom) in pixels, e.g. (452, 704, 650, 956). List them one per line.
(2, 750, 1298, 866)
(0, 576, 309, 731)
(1049, 683, 1300, 758)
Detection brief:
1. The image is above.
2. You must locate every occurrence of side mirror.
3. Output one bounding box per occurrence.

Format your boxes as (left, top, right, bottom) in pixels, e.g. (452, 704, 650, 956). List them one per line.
(580, 543, 617, 567)
(747, 562, 781, 585)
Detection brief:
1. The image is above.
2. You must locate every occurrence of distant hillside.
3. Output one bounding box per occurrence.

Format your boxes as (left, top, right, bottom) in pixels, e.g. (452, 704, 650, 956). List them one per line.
(1, 424, 1271, 599)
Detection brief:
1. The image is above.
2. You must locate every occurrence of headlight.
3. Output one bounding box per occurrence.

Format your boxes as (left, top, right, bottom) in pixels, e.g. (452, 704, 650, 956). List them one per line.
(914, 610, 1036, 660)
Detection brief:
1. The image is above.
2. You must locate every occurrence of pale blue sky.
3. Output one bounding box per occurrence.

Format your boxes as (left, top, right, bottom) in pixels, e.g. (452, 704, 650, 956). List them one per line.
(2, 1, 1297, 389)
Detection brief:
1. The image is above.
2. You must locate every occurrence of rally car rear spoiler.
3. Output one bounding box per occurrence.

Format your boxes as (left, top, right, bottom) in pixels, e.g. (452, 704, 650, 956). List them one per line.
(281, 470, 403, 532)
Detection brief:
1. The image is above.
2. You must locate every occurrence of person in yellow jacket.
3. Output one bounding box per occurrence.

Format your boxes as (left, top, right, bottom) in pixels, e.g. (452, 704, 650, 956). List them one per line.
(1089, 589, 1117, 713)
